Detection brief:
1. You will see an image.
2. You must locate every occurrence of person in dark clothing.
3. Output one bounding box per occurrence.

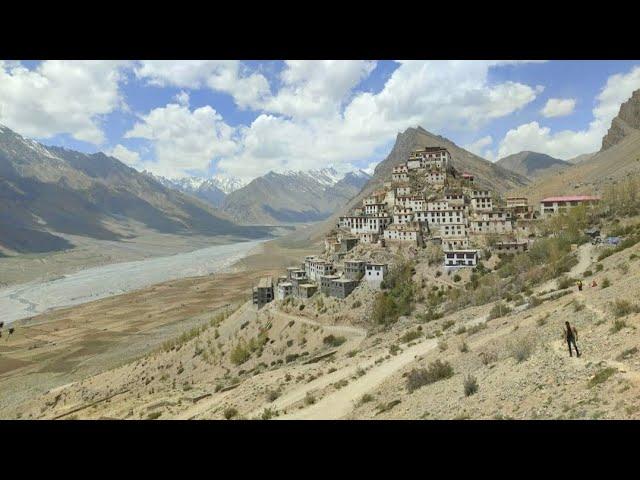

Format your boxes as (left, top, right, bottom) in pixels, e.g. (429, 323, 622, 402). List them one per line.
(564, 321, 580, 357)
(577, 280, 583, 292)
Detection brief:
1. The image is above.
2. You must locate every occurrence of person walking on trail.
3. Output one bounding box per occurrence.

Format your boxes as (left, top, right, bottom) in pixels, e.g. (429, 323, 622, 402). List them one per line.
(577, 280, 583, 292)
(591, 279, 598, 288)
(564, 321, 580, 357)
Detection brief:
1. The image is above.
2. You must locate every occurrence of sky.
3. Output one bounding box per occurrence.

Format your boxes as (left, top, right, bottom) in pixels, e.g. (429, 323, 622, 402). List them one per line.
(1, 60, 639, 181)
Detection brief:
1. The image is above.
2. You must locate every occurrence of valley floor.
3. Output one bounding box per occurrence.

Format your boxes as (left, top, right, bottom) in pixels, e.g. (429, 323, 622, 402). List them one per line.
(4, 240, 640, 421)
(0, 240, 318, 417)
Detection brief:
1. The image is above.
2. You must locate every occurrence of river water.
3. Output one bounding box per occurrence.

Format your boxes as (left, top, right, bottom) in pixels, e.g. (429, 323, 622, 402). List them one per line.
(0, 239, 266, 324)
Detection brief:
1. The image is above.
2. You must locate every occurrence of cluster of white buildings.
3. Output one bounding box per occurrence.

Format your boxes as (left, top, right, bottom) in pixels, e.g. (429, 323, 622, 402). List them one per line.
(254, 252, 389, 306)
(338, 146, 540, 268)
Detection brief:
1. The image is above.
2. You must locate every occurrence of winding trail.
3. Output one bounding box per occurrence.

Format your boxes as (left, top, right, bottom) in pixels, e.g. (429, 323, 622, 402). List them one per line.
(175, 308, 368, 420)
(274, 313, 490, 420)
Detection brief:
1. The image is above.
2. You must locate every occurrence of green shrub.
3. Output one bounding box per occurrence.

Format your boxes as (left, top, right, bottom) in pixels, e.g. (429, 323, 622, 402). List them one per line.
(352, 300, 362, 308)
(601, 277, 611, 289)
(265, 389, 280, 402)
(299, 304, 305, 311)
(610, 319, 628, 333)
(583, 270, 593, 278)
(479, 350, 498, 365)
(441, 319, 455, 330)
(406, 360, 454, 392)
(358, 393, 375, 405)
(463, 374, 478, 396)
(147, 411, 162, 420)
(304, 392, 316, 405)
(371, 262, 416, 325)
(617, 347, 638, 360)
(558, 276, 574, 290)
(230, 342, 251, 365)
(467, 323, 487, 335)
(488, 302, 511, 320)
(610, 299, 640, 318)
(595, 263, 604, 272)
(453, 274, 462, 282)
(223, 407, 238, 419)
(389, 344, 401, 355)
(261, 408, 276, 420)
(323, 334, 347, 347)
(508, 336, 535, 363)
(399, 330, 422, 343)
(459, 341, 469, 353)
(588, 367, 617, 388)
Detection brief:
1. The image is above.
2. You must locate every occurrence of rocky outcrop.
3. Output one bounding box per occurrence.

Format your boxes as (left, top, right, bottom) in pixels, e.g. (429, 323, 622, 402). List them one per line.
(602, 89, 640, 151)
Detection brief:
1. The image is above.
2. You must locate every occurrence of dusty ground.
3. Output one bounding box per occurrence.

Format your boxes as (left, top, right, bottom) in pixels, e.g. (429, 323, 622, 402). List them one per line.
(5, 231, 640, 420)
(0, 240, 316, 417)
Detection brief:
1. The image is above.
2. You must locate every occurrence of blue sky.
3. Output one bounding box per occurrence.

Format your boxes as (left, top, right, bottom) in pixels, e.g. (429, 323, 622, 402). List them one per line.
(1, 60, 639, 180)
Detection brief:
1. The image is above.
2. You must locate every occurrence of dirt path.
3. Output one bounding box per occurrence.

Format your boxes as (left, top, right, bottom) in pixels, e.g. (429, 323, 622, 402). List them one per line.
(175, 307, 368, 420)
(274, 313, 490, 420)
(277, 338, 438, 420)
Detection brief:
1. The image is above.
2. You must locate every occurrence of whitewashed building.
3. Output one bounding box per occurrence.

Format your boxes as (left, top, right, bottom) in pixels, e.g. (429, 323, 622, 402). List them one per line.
(444, 249, 479, 268)
(365, 263, 388, 289)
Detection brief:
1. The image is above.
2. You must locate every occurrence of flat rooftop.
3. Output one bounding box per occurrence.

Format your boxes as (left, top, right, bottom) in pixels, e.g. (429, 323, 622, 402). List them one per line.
(541, 195, 601, 202)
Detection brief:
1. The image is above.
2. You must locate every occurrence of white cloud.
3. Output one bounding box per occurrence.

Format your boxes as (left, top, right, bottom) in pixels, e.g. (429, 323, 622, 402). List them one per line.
(106, 144, 142, 168)
(126, 60, 544, 180)
(0, 60, 130, 144)
(262, 60, 377, 119)
(134, 60, 270, 110)
(124, 102, 238, 178)
(540, 98, 576, 117)
(218, 61, 541, 179)
(174, 90, 190, 107)
(494, 65, 640, 159)
(464, 135, 493, 157)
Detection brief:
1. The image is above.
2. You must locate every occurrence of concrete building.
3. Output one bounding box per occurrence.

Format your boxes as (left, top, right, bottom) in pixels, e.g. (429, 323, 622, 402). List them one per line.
(469, 217, 513, 235)
(337, 237, 359, 253)
(539, 195, 600, 216)
(392, 171, 409, 182)
(359, 232, 380, 244)
(329, 278, 359, 299)
(276, 282, 293, 300)
(320, 274, 341, 295)
(444, 250, 479, 268)
(393, 207, 414, 224)
(344, 260, 366, 280)
(443, 192, 465, 206)
(395, 185, 411, 196)
(494, 240, 529, 253)
(427, 200, 450, 211)
(305, 257, 336, 282)
(425, 171, 446, 185)
(252, 276, 274, 306)
(383, 223, 423, 245)
(339, 215, 391, 235)
(471, 190, 493, 212)
(298, 283, 318, 299)
(442, 237, 470, 250)
(414, 209, 466, 225)
(365, 263, 388, 289)
(441, 223, 467, 238)
(364, 203, 386, 215)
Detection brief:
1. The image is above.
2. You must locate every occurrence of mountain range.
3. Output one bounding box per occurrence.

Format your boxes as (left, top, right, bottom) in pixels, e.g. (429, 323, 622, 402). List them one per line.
(0, 124, 271, 255)
(144, 173, 246, 208)
(495, 151, 572, 180)
(509, 88, 640, 202)
(221, 168, 371, 225)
